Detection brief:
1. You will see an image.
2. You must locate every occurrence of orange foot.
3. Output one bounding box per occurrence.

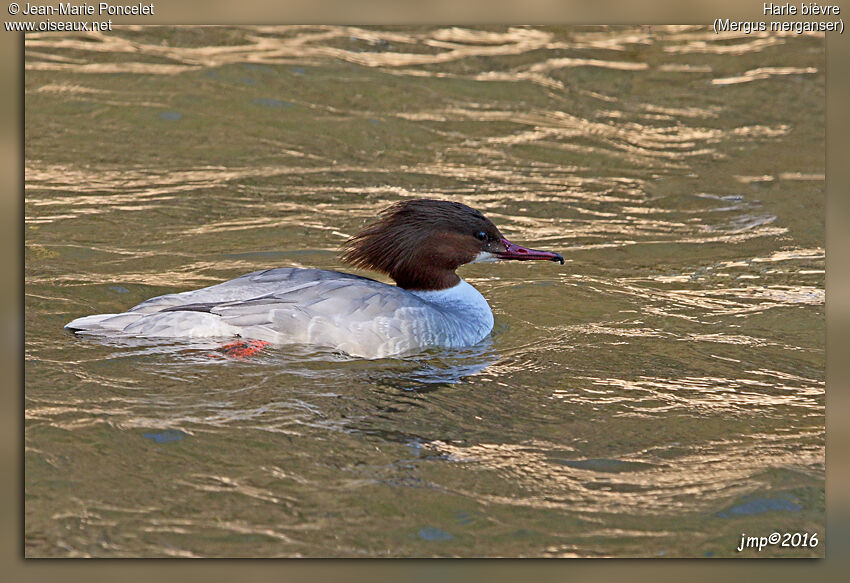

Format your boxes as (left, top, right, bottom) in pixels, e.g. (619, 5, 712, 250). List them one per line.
(209, 339, 270, 359)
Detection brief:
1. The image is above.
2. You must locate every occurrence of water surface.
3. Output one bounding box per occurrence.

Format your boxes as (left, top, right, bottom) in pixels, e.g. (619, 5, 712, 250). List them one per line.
(25, 26, 824, 557)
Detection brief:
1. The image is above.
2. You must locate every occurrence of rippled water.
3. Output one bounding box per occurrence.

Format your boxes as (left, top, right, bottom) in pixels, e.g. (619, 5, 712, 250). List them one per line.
(25, 26, 824, 557)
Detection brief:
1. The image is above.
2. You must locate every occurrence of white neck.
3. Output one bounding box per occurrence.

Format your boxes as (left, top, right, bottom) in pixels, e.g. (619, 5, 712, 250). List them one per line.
(409, 279, 494, 338)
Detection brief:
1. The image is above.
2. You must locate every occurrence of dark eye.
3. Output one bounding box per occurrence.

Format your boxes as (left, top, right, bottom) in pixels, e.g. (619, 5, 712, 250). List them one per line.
(474, 231, 487, 241)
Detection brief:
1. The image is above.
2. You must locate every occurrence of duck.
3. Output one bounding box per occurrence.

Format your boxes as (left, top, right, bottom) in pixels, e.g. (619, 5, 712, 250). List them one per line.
(65, 199, 564, 358)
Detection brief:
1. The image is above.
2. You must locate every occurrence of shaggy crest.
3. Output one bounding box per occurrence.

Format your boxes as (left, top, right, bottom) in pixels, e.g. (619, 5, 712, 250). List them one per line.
(341, 199, 503, 290)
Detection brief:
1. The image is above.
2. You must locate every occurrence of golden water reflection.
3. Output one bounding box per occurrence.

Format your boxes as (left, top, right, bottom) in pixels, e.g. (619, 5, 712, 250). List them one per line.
(25, 26, 824, 557)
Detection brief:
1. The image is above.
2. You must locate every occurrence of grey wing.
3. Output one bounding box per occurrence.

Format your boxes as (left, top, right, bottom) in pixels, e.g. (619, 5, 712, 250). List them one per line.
(127, 268, 374, 314)
(121, 268, 461, 357)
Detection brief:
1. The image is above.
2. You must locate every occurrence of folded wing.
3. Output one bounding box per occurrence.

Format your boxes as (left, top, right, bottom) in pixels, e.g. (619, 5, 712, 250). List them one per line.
(66, 268, 462, 358)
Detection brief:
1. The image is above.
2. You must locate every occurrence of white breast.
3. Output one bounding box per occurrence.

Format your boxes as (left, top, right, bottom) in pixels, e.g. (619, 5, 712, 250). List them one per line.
(409, 279, 494, 342)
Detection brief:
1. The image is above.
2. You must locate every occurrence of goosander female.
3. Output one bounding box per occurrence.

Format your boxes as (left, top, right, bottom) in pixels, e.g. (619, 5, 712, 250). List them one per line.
(66, 199, 564, 358)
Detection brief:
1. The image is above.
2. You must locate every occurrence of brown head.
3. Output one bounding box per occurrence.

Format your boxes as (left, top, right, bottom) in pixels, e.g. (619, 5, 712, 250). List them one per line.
(341, 199, 564, 291)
